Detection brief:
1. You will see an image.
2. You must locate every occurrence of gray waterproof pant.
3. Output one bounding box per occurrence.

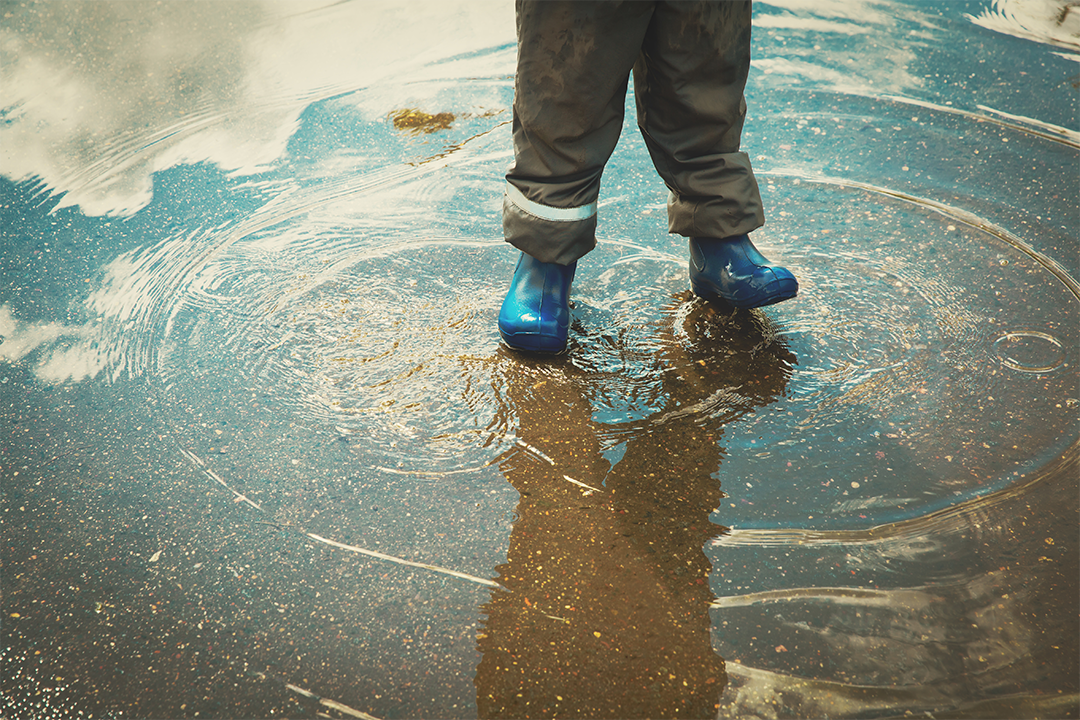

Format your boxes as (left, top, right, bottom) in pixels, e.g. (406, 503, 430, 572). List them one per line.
(504, 0, 765, 266)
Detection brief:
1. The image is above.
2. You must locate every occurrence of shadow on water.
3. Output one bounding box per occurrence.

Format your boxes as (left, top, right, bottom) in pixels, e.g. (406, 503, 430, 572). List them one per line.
(1, 1, 1077, 718)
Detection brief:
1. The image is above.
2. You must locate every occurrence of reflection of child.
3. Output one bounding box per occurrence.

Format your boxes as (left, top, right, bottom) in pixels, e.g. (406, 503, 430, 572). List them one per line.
(498, 0, 798, 354)
(478, 303, 796, 717)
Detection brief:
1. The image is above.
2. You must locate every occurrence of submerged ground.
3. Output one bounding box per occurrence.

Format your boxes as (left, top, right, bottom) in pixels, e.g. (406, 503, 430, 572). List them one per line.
(2, 1, 1078, 718)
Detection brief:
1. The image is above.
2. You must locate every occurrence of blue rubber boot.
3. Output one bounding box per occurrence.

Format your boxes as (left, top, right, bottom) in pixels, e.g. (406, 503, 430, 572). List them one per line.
(689, 235, 798, 308)
(498, 252, 576, 353)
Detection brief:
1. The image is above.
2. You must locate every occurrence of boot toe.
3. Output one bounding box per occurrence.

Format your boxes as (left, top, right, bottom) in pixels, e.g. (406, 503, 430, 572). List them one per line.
(740, 266, 799, 308)
(497, 254, 574, 353)
(498, 309, 567, 353)
(499, 325, 568, 353)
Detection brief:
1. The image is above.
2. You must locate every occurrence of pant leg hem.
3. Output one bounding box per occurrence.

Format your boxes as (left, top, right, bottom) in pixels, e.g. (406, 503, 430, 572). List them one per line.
(503, 195, 597, 265)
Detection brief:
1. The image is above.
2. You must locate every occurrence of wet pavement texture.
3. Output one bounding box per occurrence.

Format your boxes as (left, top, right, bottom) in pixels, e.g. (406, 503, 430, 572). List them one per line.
(1, 1, 1077, 718)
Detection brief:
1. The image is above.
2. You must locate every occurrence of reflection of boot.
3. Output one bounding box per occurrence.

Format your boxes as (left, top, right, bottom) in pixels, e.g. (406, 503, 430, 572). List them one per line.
(689, 235, 798, 308)
(498, 252, 576, 353)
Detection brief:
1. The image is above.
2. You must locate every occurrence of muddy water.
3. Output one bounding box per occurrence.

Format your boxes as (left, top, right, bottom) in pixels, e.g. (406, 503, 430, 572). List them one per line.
(2, 1, 1077, 718)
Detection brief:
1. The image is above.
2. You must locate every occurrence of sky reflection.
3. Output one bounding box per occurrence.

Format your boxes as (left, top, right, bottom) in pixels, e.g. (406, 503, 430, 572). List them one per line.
(0, 0, 514, 216)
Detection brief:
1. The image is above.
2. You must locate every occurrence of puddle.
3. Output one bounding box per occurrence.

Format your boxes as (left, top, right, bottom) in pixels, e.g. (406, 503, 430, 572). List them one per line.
(2, 1, 1077, 718)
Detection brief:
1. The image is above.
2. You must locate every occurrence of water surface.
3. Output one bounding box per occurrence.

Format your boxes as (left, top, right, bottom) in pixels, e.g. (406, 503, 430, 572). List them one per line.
(2, 1, 1077, 718)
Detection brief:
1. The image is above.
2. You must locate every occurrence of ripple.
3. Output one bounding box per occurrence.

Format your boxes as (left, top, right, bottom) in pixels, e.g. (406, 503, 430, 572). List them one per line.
(719, 664, 1080, 720)
(704, 176, 1076, 527)
(6, 14, 1072, 530)
(43, 172, 1075, 528)
(242, 240, 509, 469)
(992, 330, 1067, 373)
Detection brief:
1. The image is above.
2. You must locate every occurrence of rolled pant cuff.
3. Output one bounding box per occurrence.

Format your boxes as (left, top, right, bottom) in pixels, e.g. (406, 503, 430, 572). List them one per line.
(661, 151, 765, 238)
(502, 194, 598, 266)
(667, 191, 765, 239)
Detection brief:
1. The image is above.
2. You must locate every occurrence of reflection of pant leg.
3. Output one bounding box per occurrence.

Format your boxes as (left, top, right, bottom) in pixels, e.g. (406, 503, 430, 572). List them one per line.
(600, 421, 728, 717)
(504, 0, 654, 265)
(634, 0, 764, 239)
(477, 365, 726, 718)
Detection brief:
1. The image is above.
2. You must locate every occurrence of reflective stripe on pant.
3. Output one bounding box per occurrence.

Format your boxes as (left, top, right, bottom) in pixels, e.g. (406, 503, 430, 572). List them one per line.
(504, 0, 764, 266)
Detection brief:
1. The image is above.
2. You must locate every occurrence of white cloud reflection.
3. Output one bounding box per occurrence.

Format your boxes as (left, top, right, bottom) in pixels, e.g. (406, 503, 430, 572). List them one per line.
(752, 0, 925, 94)
(0, 303, 98, 382)
(0, 0, 514, 217)
(968, 0, 1080, 50)
(755, 0, 893, 30)
(754, 14, 871, 35)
